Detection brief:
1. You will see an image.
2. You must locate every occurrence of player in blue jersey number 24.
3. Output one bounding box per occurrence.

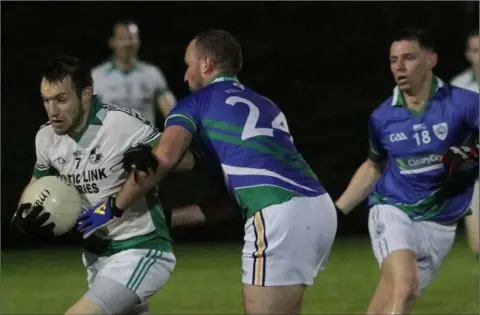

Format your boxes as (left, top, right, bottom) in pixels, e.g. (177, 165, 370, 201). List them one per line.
(113, 29, 337, 314)
(335, 28, 479, 314)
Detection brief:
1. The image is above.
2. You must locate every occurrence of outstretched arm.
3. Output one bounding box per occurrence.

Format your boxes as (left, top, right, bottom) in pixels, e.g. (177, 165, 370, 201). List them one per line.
(114, 125, 193, 211)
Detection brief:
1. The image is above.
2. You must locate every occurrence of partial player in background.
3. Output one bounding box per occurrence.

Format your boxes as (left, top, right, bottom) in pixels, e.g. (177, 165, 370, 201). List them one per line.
(450, 28, 479, 257)
(92, 19, 209, 233)
(113, 29, 337, 315)
(10, 55, 195, 315)
(92, 20, 176, 123)
(335, 28, 479, 314)
(451, 28, 479, 93)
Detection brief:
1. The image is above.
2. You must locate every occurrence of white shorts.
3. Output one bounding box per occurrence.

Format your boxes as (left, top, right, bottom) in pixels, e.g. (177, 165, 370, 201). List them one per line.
(368, 205, 456, 293)
(470, 179, 479, 216)
(82, 249, 176, 302)
(242, 194, 337, 286)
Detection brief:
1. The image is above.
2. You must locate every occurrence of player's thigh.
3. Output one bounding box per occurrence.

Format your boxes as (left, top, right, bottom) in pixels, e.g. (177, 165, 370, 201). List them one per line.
(243, 283, 305, 315)
(242, 194, 337, 287)
(415, 221, 456, 292)
(368, 205, 418, 268)
(470, 180, 480, 217)
(66, 276, 140, 315)
(464, 215, 479, 252)
(368, 205, 419, 294)
(101, 249, 176, 301)
(80, 249, 175, 314)
(465, 179, 480, 251)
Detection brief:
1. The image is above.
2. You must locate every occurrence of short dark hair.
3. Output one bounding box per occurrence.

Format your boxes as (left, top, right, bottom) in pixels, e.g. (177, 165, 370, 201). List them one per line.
(194, 29, 243, 75)
(392, 27, 435, 51)
(42, 55, 93, 98)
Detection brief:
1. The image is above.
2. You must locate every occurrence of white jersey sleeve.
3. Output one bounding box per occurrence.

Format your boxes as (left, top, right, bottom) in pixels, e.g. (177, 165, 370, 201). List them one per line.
(151, 66, 169, 98)
(33, 124, 55, 179)
(92, 64, 108, 103)
(103, 106, 161, 151)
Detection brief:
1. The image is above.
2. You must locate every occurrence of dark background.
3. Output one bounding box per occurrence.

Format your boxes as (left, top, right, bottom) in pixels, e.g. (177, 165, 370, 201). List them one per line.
(2, 1, 479, 248)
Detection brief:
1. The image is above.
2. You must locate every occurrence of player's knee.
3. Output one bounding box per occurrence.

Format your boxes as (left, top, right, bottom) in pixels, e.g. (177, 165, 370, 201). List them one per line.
(391, 274, 418, 303)
(243, 284, 304, 315)
(64, 297, 104, 315)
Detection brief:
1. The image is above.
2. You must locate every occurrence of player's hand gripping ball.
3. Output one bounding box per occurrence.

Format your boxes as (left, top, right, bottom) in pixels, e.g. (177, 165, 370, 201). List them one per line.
(12, 176, 83, 237)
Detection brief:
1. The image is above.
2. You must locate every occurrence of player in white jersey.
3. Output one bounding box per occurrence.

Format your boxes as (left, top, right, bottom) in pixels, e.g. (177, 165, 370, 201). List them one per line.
(450, 28, 479, 257)
(10, 55, 195, 315)
(92, 20, 176, 123)
(92, 20, 207, 226)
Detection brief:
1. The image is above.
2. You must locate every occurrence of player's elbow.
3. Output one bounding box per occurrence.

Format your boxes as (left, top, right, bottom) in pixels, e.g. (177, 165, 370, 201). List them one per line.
(158, 154, 180, 171)
(365, 158, 383, 175)
(174, 152, 195, 172)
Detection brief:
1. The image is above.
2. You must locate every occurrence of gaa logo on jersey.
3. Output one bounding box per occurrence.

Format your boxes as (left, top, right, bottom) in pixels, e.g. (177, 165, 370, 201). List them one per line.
(432, 123, 448, 141)
(389, 132, 408, 142)
(89, 146, 103, 164)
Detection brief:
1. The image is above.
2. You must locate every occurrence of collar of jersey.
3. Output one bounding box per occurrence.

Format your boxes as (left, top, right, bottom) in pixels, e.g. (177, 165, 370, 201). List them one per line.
(69, 96, 103, 143)
(469, 68, 477, 83)
(206, 73, 239, 86)
(391, 76, 444, 107)
(107, 57, 138, 75)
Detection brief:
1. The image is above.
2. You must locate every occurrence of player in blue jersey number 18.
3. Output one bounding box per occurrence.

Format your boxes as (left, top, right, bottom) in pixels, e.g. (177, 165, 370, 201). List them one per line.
(113, 29, 337, 314)
(335, 28, 479, 314)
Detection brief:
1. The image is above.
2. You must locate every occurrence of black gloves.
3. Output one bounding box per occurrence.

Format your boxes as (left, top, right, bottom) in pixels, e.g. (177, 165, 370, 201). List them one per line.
(123, 144, 159, 173)
(10, 203, 55, 238)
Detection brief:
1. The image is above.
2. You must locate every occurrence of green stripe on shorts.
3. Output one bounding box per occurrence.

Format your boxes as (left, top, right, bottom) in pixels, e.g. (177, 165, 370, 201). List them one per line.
(127, 250, 163, 292)
(126, 249, 154, 290)
(133, 251, 164, 292)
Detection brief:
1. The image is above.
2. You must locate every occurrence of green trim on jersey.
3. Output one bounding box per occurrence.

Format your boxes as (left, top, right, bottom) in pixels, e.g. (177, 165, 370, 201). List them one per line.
(165, 112, 198, 132)
(106, 57, 139, 75)
(206, 73, 239, 85)
(235, 185, 301, 219)
(391, 76, 442, 118)
(83, 191, 172, 256)
(371, 190, 472, 223)
(201, 127, 317, 180)
(469, 68, 478, 83)
(32, 167, 57, 179)
(154, 88, 167, 98)
(70, 97, 103, 143)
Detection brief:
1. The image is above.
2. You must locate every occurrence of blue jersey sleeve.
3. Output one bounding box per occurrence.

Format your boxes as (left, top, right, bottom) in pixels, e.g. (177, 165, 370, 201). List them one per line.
(368, 115, 386, 163)
(164, 96, 202, 134)
(463, 92, 479, 131)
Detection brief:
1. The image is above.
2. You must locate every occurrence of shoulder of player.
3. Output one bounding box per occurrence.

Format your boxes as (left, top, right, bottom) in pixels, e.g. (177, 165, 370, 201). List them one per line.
(450, 68, 471, 85)
(35, 121, 56, 147)
(443, 82, 479, 104)
(91, 61, 111, 77)
(100, 103, 153, 126)
(137, 61, 164, 76)
(176, 85, 216, 109)
(370, 95, 394, 120)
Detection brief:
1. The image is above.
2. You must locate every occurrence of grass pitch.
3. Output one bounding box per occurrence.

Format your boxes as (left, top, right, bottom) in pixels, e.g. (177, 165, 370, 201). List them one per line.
(2, 236, 478, 314)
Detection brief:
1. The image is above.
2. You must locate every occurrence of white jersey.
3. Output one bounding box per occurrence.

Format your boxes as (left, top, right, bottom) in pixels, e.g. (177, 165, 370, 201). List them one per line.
(451, 68, 479, 93)
(92, 60, 170, 124)
(33, 97, 171, 255)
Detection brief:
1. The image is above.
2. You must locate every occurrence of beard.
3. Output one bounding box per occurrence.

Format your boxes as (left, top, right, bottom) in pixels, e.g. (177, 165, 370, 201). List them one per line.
(57, 105, 86, 136)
